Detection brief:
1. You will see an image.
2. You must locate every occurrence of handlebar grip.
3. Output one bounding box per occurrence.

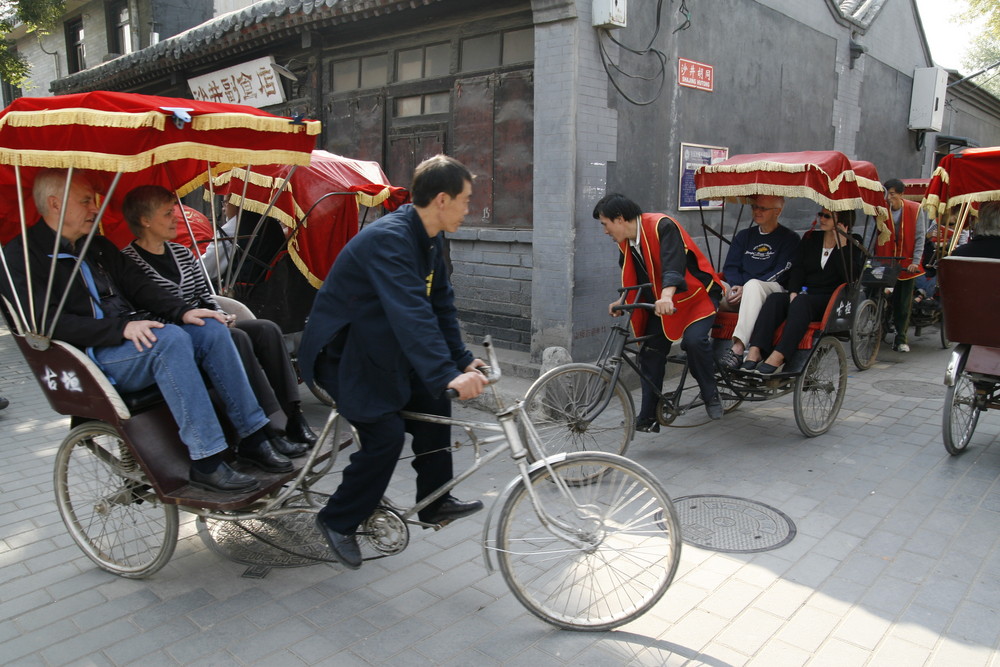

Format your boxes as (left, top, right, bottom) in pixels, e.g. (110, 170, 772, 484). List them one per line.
(444, 388, 459, 399)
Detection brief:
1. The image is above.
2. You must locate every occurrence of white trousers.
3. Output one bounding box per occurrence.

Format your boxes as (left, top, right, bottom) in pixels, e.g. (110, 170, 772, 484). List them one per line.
(733, 279, 785, 348)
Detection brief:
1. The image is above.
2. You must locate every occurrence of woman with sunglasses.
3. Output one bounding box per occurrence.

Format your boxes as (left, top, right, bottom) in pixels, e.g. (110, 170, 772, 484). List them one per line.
(740, 207, 863, 375)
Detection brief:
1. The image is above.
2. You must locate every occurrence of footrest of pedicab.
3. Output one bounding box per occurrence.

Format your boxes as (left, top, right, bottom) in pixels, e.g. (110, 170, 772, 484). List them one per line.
(163, 460, 312, 511)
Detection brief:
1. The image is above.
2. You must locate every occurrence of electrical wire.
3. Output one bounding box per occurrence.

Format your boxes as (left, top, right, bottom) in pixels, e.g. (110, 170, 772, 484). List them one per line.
(596, 0, 692, 106)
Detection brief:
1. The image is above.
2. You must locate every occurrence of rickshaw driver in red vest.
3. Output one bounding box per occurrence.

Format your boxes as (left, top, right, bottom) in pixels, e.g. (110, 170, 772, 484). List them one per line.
(876, 179, 927, 353)
(594, 193, 724, 432)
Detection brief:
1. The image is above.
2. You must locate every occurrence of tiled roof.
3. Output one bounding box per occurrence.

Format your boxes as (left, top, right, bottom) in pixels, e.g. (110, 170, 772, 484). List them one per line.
(51, 0, 443, 93)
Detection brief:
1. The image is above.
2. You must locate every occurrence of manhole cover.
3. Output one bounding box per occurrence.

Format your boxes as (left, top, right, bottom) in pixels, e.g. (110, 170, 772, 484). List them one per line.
(198, 513, 331, 567)
(673, 495, 796, 553)
(872, 380, 943, 399)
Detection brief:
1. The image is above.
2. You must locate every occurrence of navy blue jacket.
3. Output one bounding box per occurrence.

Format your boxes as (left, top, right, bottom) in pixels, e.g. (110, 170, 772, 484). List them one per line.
(297, 204, 473, 422)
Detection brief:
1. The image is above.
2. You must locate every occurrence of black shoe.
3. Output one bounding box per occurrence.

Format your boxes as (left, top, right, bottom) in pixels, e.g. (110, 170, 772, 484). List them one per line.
(755, 362, 783, 376)
(635, 418, 660, 433)
(418, 495, 484, 525)
(271, 434, 309, 458)
(189, 462, 260, 493)
(314, 515, 362, 570)
(740, 359, 759, 372)
(705, 396, 723, 420)
(719, 348, 742, 370)
(238, 439, 293, 473)
(0, 395, 7, 410)
(285, 414, 318, 445)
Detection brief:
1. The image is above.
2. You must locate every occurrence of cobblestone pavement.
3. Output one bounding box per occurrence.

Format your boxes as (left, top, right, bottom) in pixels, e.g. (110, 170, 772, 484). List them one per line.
(1, 324, 999, 666)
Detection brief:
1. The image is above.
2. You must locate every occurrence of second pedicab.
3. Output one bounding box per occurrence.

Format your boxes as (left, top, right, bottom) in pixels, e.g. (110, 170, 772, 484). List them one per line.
(524, 151, 888, 462)
(924, 147, 1000, 455)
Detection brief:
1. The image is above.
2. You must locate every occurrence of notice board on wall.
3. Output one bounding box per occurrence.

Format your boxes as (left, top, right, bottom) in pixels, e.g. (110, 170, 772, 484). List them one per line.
(679, 143, 728, 211)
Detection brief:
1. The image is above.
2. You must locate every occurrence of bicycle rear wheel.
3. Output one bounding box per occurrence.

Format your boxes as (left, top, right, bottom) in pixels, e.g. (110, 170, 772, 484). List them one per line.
(522, 363, 634, 462)
(55, 422, 178, 578)
(494, 452, 680, 631)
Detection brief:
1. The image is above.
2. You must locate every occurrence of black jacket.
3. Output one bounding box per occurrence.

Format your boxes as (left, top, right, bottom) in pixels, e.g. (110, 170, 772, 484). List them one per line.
(2, 221, 194, 348)
(786, 231, 863, 297)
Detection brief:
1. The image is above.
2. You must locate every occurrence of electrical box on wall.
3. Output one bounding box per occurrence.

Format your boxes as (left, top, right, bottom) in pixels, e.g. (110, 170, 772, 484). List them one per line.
(908, 67, 948, 132)
(593, 0, 627, 28)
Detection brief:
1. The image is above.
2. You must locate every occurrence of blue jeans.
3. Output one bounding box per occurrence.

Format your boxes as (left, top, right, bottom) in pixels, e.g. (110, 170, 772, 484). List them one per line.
(92, 320, 268, 460)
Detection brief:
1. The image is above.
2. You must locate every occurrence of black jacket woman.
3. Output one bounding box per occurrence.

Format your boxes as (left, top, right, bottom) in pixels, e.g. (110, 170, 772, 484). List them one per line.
(742, 208, 863, 375)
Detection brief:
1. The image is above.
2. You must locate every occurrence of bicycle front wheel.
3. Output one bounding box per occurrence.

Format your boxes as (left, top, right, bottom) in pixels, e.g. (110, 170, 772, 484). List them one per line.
(522, 363, 634, 462)
(850, 298, 881, 370)
(495, 452, 680, 631)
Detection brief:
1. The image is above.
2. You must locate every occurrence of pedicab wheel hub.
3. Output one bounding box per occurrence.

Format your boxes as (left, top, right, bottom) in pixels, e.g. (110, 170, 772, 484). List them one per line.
(358, 506, 409, 556)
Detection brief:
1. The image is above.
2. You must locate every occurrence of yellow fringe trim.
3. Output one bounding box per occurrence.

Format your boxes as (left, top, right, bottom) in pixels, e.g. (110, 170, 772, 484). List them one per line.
(287, 238, 324, 289)
(191, 114, 321, 135)
(0, 143, 313, 170)
(694, 183, 889, 222)
(0, 108, 166, 131)
(227, 193, 300, 229)
(356, 187, 392, 208)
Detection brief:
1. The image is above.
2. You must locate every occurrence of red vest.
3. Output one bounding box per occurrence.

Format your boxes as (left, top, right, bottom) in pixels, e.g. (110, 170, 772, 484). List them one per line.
(621, 213, 719, 341)
(876, 199, 925, 281)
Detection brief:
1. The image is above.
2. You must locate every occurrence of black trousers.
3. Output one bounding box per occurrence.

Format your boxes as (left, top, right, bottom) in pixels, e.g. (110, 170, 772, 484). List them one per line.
(230, 319, 299, 417)
(749, 292, 829, 360)
(636, 314, 718, 422)
(318, 376, 453, 534)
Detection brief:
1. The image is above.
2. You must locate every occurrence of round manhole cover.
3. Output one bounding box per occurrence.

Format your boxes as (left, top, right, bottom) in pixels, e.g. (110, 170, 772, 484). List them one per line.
(673, 495, 796, 553)
(872, 380, 943, 399)
(198, 514, 331, 567)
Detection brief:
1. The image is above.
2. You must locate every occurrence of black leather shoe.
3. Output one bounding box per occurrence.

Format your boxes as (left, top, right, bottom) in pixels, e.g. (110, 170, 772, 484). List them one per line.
(238, 439, 293, 473)
(314, 515, 362, 569)
(285, 414, 318, 445)
(635, 418, 660, 433)
(705, 396, 723, 420)
(418, 495, 484, 525)
(271, 434, 309, 458)
(190, 462, 260, 493)
(0, 395, 8, 410)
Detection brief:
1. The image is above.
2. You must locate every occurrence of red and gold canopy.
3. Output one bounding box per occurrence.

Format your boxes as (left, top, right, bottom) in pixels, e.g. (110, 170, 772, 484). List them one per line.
(0, 90, 320, 243)
(923, 147, 1000, 219)
(694, 150, 888, 223)
(213, 150, 409, 287)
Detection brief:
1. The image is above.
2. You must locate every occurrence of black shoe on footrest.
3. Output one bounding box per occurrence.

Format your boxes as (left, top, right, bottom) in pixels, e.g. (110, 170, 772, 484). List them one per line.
(189, 462, 260, 493)
(418, 495, 484, 525)
(238, 439, 293, 473)
(271, 434, 309, 458)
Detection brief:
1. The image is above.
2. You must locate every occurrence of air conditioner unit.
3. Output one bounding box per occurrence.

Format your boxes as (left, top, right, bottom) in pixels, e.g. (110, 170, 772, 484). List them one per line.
(593, 0, 627, 29)
(908, 67, 947, 132)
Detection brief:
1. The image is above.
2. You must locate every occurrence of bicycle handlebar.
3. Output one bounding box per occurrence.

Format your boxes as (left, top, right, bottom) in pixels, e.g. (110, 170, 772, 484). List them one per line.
(610, 302, 656, 314)
(444, 335, 501, 399)
(617, 283, 652, 295)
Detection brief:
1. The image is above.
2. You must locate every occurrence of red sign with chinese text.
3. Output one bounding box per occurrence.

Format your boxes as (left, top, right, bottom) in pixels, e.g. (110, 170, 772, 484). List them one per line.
(678, 58, 714, 92)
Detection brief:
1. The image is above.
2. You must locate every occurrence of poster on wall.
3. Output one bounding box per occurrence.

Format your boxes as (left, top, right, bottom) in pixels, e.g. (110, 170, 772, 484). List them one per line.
(679, 143, 728, 211)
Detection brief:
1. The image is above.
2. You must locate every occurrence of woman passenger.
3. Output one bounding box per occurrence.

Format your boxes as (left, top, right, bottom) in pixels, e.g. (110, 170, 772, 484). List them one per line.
(741, 208, 862, 375)
(120, 185, 316, 455)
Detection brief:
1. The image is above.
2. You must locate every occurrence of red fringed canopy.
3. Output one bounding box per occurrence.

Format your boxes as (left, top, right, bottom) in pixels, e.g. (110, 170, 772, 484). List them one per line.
(213, 150, 409, 287)
(694, 150, 888, 223)
(923, 147, 1000, 219)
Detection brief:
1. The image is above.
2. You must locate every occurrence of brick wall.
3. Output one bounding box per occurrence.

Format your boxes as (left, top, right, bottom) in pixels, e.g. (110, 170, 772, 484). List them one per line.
(449, 228, 533, 352)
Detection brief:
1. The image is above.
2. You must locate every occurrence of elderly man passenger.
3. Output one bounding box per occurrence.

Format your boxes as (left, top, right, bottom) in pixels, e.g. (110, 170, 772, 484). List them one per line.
(719, 195, 800, 368)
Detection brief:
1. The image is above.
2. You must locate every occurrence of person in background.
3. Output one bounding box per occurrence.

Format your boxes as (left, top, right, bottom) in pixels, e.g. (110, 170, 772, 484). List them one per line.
(875, 179, 927, 353)
(950, 201, 1000, 259)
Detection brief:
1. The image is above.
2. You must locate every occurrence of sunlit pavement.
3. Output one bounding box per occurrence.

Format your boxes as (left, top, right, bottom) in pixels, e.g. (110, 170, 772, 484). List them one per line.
(1, 324, 998, 666)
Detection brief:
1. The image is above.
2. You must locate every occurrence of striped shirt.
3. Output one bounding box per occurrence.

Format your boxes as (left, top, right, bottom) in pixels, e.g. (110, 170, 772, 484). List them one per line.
(121, 241, 220, 311)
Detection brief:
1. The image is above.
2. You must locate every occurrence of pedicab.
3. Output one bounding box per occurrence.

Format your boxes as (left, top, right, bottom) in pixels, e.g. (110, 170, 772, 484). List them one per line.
(523, 151, 886, 460)
(925, 147, 1000, 454)
(0, 92, 681, 631)
(0, 91, 343, 578)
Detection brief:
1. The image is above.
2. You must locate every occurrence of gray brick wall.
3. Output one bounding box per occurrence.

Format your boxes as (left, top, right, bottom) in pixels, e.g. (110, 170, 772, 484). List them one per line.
(449, 228, 533, 352)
